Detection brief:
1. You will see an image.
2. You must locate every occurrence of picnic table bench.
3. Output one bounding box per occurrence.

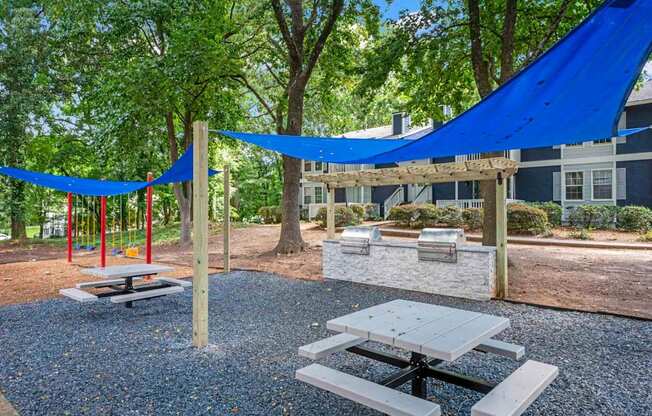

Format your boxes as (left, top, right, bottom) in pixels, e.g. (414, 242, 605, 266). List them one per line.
(59, 264, 191, 308)
(296, 300, 558, 416)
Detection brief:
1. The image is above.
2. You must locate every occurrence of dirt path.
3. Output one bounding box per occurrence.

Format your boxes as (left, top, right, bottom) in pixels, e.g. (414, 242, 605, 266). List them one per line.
(1, 224, 650, 319)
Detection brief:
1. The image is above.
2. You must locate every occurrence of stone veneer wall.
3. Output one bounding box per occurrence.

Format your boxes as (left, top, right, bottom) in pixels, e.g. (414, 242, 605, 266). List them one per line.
(323, 240, 496, 301)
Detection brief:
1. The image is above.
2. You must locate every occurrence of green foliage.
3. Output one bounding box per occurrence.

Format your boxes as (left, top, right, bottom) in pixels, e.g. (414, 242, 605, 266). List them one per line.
(351, 203, 381, 221)
(349, 204, 365, 222)
(438, 206, 464, 228)
(569, 228, 593, 240)
(616, 206, 652, 232)
(507, 203, 549, 235)
(567, 205, 618, 229)
(257, 206, 282, 224)
(315, 206, 362, 228)
(388, 204, 438, 228)
(462, 208, 483, 230)
(527, 202, 562, 226)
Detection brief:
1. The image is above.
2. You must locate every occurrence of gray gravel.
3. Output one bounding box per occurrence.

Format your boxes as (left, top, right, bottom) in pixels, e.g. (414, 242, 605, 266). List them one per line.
(0, 271, 650, 415)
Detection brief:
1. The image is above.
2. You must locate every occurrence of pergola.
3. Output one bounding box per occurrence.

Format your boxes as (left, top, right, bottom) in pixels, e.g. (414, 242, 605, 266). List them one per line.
(305, 157, 519, 299)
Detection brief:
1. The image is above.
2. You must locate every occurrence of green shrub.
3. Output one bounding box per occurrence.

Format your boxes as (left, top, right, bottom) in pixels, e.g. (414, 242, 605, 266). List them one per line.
(349, 204, 365, 222)
(315, 206, 361, 228)
(569, 228, 593, 240)
(462, 208, 483, 230)
(616, 205, 652, 231)
(507, 203, 549, 235)
(568, 205, 617, 229)
(439, 205, 463, 227)
(387, 203, 440, 228)
(257, 206, 282, 224)
(527, 202, 562, 226)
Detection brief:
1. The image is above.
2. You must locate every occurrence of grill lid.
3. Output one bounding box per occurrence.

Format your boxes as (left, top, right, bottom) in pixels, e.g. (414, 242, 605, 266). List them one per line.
(417, 228, 465, 245)
(341, 226, 382, 242)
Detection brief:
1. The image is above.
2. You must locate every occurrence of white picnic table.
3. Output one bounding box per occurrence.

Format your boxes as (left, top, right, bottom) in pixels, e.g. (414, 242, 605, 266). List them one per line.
(61, 263, 190, 308)
(80, 263, 174, 279)
(296, 299, 559, 416)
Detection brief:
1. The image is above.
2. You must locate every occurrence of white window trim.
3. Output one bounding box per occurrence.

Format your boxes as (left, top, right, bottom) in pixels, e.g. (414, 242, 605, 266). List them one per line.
(590, 168, 614, 201)
(564, 170, 584, 201)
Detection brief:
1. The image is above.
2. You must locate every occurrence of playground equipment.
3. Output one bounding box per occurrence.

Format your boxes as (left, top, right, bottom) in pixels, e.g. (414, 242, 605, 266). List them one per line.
(65, 173, 155, 267)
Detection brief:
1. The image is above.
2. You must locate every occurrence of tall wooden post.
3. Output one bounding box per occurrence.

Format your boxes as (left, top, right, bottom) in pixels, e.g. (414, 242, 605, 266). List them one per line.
(223, 164, 231, 273)
(192, 121, 209, 347)
(326, 185, 335, 239)
(67, 192, 72, 263)
(495, 175, 508, 298)
(100, 196, 107, 267)
(146, 172, 153, 264)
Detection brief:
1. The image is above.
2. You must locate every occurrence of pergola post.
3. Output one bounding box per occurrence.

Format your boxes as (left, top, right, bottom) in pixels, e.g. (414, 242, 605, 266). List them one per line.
(67, 192, 72, 263)
(495, 175, 508, 298)
(326, 185, 335, 239)
(223, 163, 230, 273)
(192, 121, 209, 348)
(100, 196, 106, 268)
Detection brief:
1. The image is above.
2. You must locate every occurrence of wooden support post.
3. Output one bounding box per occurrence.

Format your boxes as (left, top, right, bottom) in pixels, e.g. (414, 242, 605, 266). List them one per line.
(223, 164, 231, 273)
(67, 192, 72, 263)
(192, 121, 209, 348)
(146, 172, 153, 264)
(495, 175, 508, 299)
(326, 185, 335, 239)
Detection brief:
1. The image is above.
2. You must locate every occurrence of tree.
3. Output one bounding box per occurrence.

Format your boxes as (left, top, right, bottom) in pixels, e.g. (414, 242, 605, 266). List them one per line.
(0, 4, 57, 239)
(361, 0, 600, 244)
(48, 0, 245, 245)
(236, 0, 380, 254)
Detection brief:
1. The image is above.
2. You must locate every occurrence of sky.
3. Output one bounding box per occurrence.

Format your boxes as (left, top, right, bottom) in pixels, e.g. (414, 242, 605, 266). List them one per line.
(374, 0, 421, 20)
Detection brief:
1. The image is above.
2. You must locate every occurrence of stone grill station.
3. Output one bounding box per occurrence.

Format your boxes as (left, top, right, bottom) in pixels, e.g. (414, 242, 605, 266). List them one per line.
(306, 157, 518, 299)
(324, 227, 496, 301)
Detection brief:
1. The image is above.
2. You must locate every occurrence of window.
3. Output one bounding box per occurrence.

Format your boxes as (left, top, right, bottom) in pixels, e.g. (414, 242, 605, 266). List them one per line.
(314, 186, 323, 204)
(345, 186, 371, 203)
(565, 142, 583, 147)
(593, 138, 611, 145)
(565, 171, 584, 200)
(471, 181, 481, 199)
(314, 161, 323, 172)
(592, 170, 613, 200)
(303, 161, 312, 172)
(303, 186, 313, 205)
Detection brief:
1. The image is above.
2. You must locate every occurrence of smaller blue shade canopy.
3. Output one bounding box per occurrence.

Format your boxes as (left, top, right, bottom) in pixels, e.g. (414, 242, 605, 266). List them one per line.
(220, 0, 652, 164)
(0, 145, 221, 196)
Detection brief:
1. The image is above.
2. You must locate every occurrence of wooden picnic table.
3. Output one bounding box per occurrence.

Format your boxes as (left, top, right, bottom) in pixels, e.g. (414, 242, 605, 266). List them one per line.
(297, 299, 558, 416)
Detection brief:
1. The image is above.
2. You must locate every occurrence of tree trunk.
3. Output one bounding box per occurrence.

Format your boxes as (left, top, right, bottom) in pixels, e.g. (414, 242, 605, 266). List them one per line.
(275, 80, 307, 254)
(166, 112, 193, 246)
(9, 179, 26, 240)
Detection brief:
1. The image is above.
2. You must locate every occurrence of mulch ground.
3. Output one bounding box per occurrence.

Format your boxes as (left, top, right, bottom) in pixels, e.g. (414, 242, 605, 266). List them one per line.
(0, 223, 650, 319)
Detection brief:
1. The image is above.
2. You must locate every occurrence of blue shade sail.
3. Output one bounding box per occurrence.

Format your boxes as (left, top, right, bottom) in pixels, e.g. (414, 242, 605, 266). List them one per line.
(0, 145, 221, 196)
(220, 0, 652, 163)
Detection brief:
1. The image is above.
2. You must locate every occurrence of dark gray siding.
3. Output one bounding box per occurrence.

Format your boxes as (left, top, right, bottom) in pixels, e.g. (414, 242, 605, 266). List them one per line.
(618, 103, 652, 154)
(432, 182, 455, 200)
(617, 160, 652, 208)
(334, 188, 346, 203)
(515, 165, 560, 202)
(520, 147, 560, 162)
(457, 181, 475, 199)
(372, 185, 400, 217)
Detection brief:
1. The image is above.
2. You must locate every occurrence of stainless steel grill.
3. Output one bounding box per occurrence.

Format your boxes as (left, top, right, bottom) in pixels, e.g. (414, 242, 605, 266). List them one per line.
(417, 228, 465, 263)
(340, 226, 382, 255)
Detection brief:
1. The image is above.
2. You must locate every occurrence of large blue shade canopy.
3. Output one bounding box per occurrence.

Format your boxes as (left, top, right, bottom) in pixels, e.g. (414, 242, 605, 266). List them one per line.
(0, 145, 221, 196)
(220, 0, 652, 164)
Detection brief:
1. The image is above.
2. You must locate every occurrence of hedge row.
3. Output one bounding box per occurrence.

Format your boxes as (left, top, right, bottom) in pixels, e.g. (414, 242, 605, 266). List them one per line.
(388, 203, 550, 235)
(315, 206, 363, 228)
(567, 204, 652, 231)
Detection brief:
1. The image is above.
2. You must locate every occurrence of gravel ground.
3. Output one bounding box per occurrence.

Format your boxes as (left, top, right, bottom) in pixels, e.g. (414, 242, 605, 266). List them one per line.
(0, 271, 650, 416)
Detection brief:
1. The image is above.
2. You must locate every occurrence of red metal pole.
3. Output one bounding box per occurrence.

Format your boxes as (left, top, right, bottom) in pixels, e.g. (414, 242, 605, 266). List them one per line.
(67, 193, 72, 263)
(100, 196, 107, 267)
(146, 172, 153, 264)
